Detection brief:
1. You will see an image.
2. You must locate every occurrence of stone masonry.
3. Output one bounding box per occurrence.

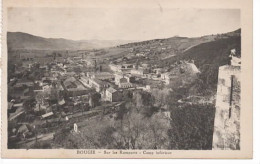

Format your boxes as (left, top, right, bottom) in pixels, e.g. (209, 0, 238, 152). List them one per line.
(212, 50, 241, 150)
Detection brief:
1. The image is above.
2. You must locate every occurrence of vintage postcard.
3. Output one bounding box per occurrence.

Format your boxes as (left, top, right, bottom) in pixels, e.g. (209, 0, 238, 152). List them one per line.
(1, 0, 253, 159)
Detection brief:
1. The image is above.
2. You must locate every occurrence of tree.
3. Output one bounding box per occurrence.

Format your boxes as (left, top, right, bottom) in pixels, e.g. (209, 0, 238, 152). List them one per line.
(146, 112, 171, 149)
(151, 88, 170, 108)
(122, 90, 133, 102)
(113, 111, 148, 149)
(133, 91, 153, 109)
(52, 100, 171, 150)
(168, 104, 215, 150)
(111, 109, 171, 149)
(23, 98, 36, 113)
(89, 93, 101, 108)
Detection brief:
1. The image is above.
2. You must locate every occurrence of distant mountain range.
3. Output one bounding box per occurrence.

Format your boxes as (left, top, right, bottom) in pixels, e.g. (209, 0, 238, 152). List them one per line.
(7, 32, 137, 50)
(7, 29, 240, 51)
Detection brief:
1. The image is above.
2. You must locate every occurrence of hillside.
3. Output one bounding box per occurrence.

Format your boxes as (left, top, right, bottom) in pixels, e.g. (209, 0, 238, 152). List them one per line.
(119, 35, 216, 52)
(7, 32, 135, 50)
(117, 29, 241, 53)
(159, 35, 241, 96)
(161, 35, 241, 68)
(93, 29, 241, 62)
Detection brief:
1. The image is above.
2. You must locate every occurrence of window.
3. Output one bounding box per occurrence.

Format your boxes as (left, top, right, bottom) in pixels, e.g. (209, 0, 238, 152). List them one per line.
(229, 75, 235, 118)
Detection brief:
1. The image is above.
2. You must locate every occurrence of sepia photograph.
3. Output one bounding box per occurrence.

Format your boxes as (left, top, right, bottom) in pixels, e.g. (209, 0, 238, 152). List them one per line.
(1, 0, 253, 159)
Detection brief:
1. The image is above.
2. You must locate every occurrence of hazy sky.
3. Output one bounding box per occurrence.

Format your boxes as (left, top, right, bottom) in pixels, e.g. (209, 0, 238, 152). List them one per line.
(8, 8, 240, 41)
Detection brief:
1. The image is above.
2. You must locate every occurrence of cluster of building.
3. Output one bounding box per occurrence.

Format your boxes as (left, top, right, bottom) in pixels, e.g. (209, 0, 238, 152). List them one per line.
(7, 46, 201, 147)
(109, 60, 200, 85)
(7, 54, 101, 143)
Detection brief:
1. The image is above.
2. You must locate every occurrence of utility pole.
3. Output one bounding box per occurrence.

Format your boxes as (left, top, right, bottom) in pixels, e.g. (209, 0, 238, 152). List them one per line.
(33, 125, 38, 145)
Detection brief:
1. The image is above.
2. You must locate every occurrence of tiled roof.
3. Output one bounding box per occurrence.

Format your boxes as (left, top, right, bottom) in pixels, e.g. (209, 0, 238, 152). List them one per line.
(106, 87, 117, 93)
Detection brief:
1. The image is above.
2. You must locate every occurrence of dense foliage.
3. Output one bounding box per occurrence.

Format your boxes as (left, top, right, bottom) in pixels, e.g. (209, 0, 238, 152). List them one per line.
(168, 104, 216, 150)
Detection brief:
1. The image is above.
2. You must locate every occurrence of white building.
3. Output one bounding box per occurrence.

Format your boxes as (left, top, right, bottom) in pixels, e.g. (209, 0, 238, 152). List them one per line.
(130, 68, 149, 76)
(89, 78, 109, 92)
(105, 87, 121, 102)
(119, 82, 133, 88)
(109, 63, 135, 73)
